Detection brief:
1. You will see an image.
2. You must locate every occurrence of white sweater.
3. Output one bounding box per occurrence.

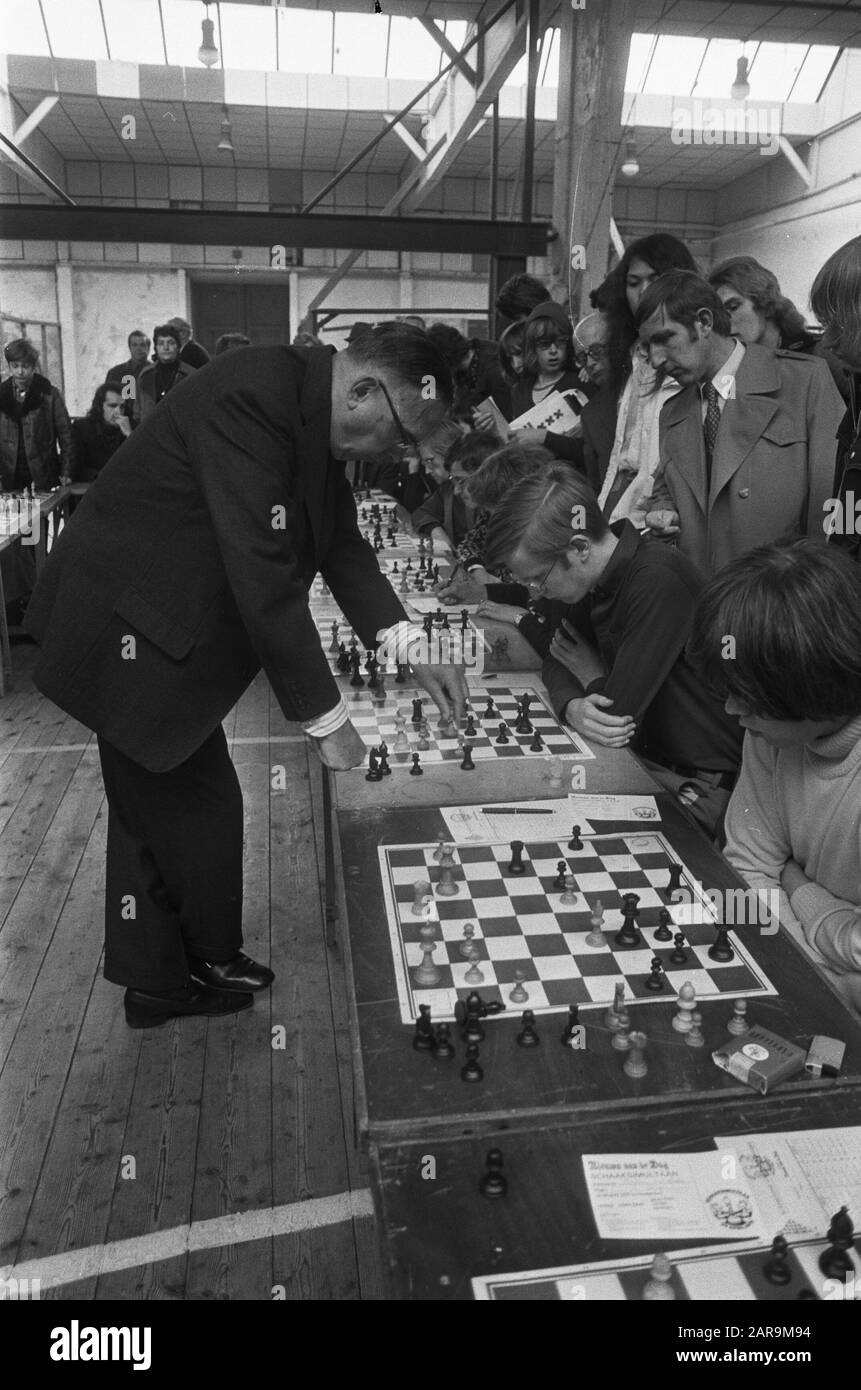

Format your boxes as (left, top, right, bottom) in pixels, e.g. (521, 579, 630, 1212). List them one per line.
(723, 716, 861, 1017)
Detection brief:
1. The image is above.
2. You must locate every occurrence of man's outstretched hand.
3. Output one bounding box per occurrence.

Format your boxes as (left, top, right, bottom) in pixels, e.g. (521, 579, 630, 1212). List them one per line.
(412, 662, 469, 725)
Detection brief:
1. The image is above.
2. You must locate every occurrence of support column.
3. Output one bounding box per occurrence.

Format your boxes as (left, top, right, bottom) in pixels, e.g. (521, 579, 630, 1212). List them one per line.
(550, 0, 632, 319)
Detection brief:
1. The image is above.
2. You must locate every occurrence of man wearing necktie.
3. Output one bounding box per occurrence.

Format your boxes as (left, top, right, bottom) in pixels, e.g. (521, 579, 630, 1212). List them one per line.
(638, 271, 843, 577)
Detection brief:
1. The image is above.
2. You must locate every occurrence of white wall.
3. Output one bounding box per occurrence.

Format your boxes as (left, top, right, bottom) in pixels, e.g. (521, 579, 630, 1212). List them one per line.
(72, 267, 187, 412)
(0, 266, 58, 322)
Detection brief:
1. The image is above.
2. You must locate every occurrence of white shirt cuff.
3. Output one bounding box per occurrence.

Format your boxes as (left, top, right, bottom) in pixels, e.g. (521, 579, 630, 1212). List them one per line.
(302, 697, 349, 738)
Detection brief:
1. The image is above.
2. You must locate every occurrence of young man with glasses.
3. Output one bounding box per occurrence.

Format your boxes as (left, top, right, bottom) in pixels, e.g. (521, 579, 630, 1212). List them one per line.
(484, 465, 743, 836)
(26, 326, 468, 1028)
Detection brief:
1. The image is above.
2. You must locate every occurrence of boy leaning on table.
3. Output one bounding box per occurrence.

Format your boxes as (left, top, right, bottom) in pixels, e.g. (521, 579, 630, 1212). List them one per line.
(688, 538, 861, 1017)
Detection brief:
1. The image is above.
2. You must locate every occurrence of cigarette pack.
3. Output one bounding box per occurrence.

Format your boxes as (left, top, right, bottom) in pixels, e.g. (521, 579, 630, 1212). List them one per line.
(712, 1025, 807, 1095)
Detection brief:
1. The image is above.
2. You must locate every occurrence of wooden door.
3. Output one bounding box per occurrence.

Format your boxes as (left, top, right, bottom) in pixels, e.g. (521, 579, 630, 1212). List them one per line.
(190, 280, 291, 355)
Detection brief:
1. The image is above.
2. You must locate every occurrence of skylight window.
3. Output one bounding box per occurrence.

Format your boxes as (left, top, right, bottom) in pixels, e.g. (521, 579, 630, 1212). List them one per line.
(41, 0, 108, 61)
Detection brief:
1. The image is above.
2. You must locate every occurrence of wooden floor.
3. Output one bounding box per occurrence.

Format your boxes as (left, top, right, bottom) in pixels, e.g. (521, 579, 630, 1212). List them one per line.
(0, 645, 384, 1300)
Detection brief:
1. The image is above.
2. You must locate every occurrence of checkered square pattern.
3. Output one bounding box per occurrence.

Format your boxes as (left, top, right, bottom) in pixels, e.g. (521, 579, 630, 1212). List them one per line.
(380, 833, 777, 1023)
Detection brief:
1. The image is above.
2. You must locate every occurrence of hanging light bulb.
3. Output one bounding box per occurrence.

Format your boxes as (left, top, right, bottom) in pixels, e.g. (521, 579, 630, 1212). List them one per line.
(217, 108, 234, 154)
(620, 136, 639, 178)
(731, 55, 750, 101)
(198, 4, 219, 68)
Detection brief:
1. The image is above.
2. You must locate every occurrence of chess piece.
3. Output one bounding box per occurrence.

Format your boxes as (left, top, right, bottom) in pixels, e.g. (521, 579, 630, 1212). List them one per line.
(818, 1207, 856, 1281)
(545, 755, 564, 789)
(605, 982, 626, 1030)
(672, 982, 697, 1033)
(708, 926, 735, 963)
(653, 908, 673, 942)
(410, 753, 423, 776)
(644, 956, 665, 993)
(585, 899, 606, 949)
(507, 840, 526, 874)
(459, 923, 477, 959)
(611, 1010, 631, 1051)
(411, 698, 424, 725)
(461, 1041, 483, 1082)
(464, 949, 484, 985)
(643, 1253, 676, 1301)
(436, 864, 459, 897)
(328, 621, 340, 653)
(377, 747, 391, 776)
(568, 825, 584, 851)
(433, 1023, 455, 1059)
(495, 722, 510, 745)
(395, 663, 407, 684)
(412, 1004, 435, 1052)
(528, 731, 544, 752)
(460, 996, 485, 1043)
(460, 744, 475, 771)
(413, 923, 442, 986)
(669, 932, 688, 965)
(559, 874, 580, 907)
(480, 1149, 507, 1199)
(763, 1235, 791, 1286)
(411, 880, 433, 917)
(615, 894, 641, 947)
(560, 1004, 580, 1046)
(464, 713, 477, 738)
(516, 1009, 540, 1047)
(727, 1000, 749, 1036)
(509, 971, 529, 1004)
(553, 861, 567, 890)
(685, 1011, 705, 1048)
(623, 1030, 648, 1078)
(666, 863, 684, 899)
(483, 697, 496, 720)
(432, 834, 448, 862)
(365, 749, 383, 783)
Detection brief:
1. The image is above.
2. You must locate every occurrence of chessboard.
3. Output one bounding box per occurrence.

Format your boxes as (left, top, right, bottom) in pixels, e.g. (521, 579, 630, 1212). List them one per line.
(471, 1233, 859, 1300)
(346, 684, 593, 767)
(316, 612, 479, 672)
(378, 831, 776, 1024)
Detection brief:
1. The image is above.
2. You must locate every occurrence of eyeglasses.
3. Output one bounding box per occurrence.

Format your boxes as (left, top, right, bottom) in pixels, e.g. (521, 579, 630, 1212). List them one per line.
(373, 377, 421, 452)
(525, 556, 559, 594)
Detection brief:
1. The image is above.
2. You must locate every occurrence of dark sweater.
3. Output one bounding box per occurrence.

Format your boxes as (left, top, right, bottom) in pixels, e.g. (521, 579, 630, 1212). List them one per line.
(542, 521, 743, 773)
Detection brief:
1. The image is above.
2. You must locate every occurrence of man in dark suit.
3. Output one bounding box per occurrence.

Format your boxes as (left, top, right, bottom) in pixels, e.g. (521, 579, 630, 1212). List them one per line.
(25, 326, 464, 1028)
(167, 315, 211, 370)
(638, 271, 843, 576)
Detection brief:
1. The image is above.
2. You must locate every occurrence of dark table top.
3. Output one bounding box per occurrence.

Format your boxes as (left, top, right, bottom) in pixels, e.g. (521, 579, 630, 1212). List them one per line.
(370, 1090, 861, 1300)
(334, 795, 861, 1143)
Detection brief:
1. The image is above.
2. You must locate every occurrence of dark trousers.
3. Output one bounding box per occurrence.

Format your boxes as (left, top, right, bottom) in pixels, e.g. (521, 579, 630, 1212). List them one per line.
(97, 727, 244, 989)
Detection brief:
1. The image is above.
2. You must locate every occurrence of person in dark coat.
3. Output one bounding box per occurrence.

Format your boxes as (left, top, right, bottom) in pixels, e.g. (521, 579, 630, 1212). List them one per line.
(71, 382, 132, 482)
(133, 325, 196, 426)
(0, 337, 74, 491)
(105, 329, 151, 387)
(167, 316, 211, 370)
(25, 327, 465, 1028)
(811, 235, 861, 563)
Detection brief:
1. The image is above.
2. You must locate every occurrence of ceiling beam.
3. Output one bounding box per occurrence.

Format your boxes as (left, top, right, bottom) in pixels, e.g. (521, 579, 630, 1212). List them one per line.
(386, 116, 427, 163)
(778, 133, 814, 186)
(418, 19, 477, 84)
(13, 94, 58, 144)
(1, 203, 549, 255)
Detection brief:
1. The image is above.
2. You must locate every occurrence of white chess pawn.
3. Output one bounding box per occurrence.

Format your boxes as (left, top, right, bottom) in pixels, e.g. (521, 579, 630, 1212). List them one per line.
(727, 999, 750, 1036)
(584, 899, 606, 949)
(672, 981, 696, 1033)
(544, 755, 564, 789)
(643, 1253, 676, 1300)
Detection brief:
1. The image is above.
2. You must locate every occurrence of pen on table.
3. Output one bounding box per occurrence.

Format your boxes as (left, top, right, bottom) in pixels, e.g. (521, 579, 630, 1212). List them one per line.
(482, 807, 555, 816)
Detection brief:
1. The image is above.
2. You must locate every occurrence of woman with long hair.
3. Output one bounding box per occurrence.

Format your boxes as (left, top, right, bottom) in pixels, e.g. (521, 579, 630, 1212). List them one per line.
(708, 256, 818, 352)
(72, 381, 131, 482)
(596, 232, 697, 527)
(811, 234, 861, 562)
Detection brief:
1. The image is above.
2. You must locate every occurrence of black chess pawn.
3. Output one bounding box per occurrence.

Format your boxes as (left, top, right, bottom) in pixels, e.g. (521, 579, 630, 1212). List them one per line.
(553, 861, 567, 890)
(378, 746, 391, 776)
(412, 1004, 435, 1052)
(495, 722, 510, 745)
(395, 663, 407, 684)
(568, 825, 584, 851)
(483, 697, 496, 721)
(654, 907, 673, 942)
(464, 714, 477, 738)
(411, 697, 424, 724)
(460, 745, 476, 771)
(644, 956, 665, 992)
(433, 1023, 455, 1059)
(669, 932, 688, 965)
(365, 749, 383, 783)
(529, 731, 544, 752)
(458, 998, 485, 1044)
(516, 1009, 540, 1048)
(461, 1041, 483, 1082)
(708, 926, 735, 963)
(560, 1004, 580, 1046)
(615, 896, 642, 948)
(763, 1234, 792, 1286)
(818, 1206, 856, 1281)
(666, 863, 684, 899)
(480, 1149, 508, 1199)
(410, 753, 423, 776)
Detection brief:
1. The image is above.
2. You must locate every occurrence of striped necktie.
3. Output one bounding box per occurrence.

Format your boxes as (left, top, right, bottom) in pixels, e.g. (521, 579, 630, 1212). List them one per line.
(703, 381, 721, 487)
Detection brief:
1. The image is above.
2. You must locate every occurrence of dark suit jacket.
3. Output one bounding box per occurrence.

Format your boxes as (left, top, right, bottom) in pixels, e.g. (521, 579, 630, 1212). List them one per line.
(650, 344, 843, 575)
(25, 346, 407, 772)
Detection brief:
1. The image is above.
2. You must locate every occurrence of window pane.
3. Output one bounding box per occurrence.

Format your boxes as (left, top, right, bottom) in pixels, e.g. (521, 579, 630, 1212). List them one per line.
(102, 0, 167, 65)
(217, 2, 277, 72)
(276, 9, 332, 75)
(387, 18, 443, 81)
(3, 0, 51, 57)
(642, 35, 708, 96)
(790, 46, 839, 102)
(333, 14, 387, 78)
(625, 33, 654, 92)
(41, 0, 108, 61)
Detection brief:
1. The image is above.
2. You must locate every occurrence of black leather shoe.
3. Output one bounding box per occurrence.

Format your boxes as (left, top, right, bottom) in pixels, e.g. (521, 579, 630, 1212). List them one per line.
(188, 951, 275, 992)
(124, 983, 254, 1029)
